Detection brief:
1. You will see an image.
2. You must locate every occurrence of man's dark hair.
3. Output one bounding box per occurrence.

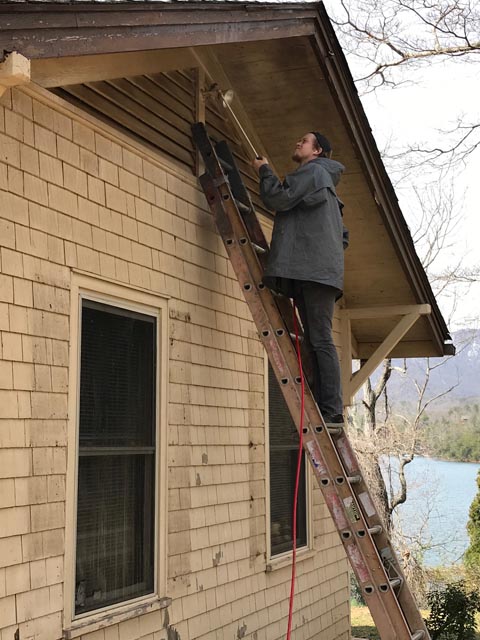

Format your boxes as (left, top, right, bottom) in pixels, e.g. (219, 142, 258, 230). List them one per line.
(311, 131, 332, 157)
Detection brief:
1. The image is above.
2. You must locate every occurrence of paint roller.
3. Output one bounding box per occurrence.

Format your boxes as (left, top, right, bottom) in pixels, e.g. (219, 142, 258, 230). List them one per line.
(205, 83, 262, 160)
(189, 47, 264, 159)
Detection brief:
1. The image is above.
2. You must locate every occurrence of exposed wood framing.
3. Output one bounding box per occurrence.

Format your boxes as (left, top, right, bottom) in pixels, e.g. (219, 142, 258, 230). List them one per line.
(356, 340, 449, 360)
(340, 313, 353, 406)
(343, 304, 431, 320)
(0, 51, 30, 97)
(341, 305, 432, 400)
(31, 49, 196, 88)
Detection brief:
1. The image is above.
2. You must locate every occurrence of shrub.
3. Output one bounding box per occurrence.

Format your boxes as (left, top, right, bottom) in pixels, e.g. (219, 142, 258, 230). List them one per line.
(426, 580, 480, 640)
(350, 573, 365, 606)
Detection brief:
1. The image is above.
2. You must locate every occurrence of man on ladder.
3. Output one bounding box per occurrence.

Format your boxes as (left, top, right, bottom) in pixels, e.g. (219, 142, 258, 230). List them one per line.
(252, 131, 349, 428)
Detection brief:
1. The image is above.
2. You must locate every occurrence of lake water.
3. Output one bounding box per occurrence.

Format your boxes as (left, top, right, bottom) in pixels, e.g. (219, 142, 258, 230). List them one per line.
(382, 456, 480, 566)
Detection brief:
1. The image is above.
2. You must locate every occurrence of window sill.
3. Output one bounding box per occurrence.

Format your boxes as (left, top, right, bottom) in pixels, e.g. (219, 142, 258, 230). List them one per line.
(63, 595, 172, 639)
(266, 547, 315, 572)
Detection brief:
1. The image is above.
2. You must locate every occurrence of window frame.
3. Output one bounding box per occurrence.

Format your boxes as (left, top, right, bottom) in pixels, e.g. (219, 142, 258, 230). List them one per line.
(264, 355, 313, 568)
(64, 273, 169, 637)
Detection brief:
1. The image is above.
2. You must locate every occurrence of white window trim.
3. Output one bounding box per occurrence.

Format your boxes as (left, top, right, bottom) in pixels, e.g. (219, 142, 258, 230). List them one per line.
(64, 273, 170, 639)
(264, 354, 314, 570)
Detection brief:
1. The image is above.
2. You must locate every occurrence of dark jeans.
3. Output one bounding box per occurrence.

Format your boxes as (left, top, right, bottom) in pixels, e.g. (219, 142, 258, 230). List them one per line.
(292, 281, 343, 420)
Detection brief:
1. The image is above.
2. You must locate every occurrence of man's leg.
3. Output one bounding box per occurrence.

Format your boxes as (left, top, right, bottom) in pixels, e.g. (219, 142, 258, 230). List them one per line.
(293, 281, 343, 422)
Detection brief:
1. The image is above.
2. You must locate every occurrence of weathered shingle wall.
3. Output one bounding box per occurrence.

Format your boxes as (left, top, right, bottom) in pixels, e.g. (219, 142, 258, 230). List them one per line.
(0, 85, 349, 640)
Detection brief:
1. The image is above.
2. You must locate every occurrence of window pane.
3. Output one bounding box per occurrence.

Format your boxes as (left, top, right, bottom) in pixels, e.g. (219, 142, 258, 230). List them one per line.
(270, 450, 307, 556)
(76, 300, 156, 615)
(269, 364, 307, 556)
(79, 300, 156, 448)
(76, 454, 154, 614)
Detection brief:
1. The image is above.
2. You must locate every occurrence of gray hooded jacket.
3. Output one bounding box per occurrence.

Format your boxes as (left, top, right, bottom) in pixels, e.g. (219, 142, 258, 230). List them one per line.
(259, 157, 348, 299)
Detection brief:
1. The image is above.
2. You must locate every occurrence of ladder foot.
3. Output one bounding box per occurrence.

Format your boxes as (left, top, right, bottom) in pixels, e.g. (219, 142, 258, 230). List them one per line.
(411, 632, 425, 640)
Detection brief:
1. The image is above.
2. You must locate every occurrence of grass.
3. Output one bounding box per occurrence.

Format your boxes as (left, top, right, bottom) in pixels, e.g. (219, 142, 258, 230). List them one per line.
(351, 605, 380, 640)
(351, 605, 480, 639)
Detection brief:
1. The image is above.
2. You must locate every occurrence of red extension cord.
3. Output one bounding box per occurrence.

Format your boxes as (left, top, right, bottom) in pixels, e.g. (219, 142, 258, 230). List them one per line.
(286, 303, 306, 639)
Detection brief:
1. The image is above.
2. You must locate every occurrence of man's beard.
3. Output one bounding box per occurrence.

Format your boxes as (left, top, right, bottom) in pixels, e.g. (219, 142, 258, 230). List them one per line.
(291, 151, 301, 162)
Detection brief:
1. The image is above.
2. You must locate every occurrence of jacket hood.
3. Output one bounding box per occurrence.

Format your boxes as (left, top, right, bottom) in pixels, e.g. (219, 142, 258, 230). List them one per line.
(310, 157, 345, 186)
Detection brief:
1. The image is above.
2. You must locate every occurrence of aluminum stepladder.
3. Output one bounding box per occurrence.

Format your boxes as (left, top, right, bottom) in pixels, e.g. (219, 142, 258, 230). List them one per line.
(192, 121, 429, 640)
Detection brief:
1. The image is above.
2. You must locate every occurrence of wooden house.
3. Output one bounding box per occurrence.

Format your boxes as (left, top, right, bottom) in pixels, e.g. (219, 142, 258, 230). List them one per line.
(0, 3, 452, 640)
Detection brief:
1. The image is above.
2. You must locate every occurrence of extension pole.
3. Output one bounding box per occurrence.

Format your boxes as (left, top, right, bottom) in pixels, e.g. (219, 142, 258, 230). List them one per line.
(190, 48, 261, 159)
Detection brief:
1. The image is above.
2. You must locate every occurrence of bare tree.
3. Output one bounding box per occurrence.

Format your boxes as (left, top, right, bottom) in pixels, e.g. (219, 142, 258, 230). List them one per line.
(327, 0, 480, 166)
(332, 1, 480, 89)
(348, 354, 458, 600)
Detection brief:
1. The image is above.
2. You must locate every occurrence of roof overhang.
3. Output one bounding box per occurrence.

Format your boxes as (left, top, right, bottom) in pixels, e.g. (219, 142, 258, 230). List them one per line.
(0, 1, 454, 359)
(1, 2, 319, 59)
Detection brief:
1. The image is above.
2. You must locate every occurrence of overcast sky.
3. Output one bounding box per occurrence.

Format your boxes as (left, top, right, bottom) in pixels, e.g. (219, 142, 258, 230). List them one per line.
(359, 59, 479, 330)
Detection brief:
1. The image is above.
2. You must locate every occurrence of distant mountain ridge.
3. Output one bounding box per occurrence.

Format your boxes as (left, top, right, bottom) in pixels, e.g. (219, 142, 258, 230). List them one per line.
(371, 328, 480, 407)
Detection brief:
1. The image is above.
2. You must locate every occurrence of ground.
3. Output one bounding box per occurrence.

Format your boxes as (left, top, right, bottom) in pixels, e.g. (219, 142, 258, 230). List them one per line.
(351, 605, 480, 639)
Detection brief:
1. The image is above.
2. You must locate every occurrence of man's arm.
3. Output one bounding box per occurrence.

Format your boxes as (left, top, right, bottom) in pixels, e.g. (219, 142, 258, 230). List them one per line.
(252, 159, 323, 212)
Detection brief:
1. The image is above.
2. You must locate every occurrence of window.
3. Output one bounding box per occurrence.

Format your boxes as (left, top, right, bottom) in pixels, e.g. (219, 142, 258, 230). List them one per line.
(268, 363, 308, 557)
(75, 299, 157, 615)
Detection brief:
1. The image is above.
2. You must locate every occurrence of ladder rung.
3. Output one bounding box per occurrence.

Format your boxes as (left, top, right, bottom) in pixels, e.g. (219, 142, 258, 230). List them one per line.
(347, 475, 362, 485)
(252, 242, 267, 254)
(218, 157, 233, 172)
(289, 332, 304, 342)
(234, 199, 252, 215)
(368, 525, 382, 535)
(411, 632, 425, 640)
(327, 426, 343, 435)
(390, 578, 402, 589)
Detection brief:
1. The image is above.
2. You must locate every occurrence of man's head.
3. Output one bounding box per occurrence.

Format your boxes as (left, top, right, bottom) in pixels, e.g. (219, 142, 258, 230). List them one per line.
(292, 132, 332, 165)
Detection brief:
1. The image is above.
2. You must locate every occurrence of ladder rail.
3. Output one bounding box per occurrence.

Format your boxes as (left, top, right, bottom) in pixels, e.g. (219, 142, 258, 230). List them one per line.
(201, 154, 414, 640)
(193, 122, 430, 640)
(332, 430, 427, 633)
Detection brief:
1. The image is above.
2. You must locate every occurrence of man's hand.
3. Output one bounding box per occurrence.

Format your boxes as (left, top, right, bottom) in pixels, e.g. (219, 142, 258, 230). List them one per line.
(252, 157, 269, 173)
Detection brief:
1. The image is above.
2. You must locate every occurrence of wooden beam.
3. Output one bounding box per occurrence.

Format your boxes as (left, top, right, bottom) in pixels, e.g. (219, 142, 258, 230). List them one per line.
(31, 49, 196, 88)
(0, 51, 30, 97)
(340, 314, 353, 407)
(347, 312, 421, 398)
(1, 6, 318, 31)
(356, 340, 455, 359)
(0, 13, 315, 60)
(350, 330, 359, 359)
(340, 304, 431, 320)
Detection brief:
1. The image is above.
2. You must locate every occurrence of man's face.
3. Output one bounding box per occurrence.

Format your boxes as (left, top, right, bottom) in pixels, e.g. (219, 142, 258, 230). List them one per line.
(292, 133, 321, 164)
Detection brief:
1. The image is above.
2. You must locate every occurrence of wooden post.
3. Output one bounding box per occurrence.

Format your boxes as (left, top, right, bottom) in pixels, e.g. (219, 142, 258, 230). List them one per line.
(194, 66, 206, 177)
(340, 313, 353, 407)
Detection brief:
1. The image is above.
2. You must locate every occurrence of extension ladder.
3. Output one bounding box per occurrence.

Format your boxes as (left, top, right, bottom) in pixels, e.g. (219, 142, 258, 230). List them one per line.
(192, 121, 429, 640)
